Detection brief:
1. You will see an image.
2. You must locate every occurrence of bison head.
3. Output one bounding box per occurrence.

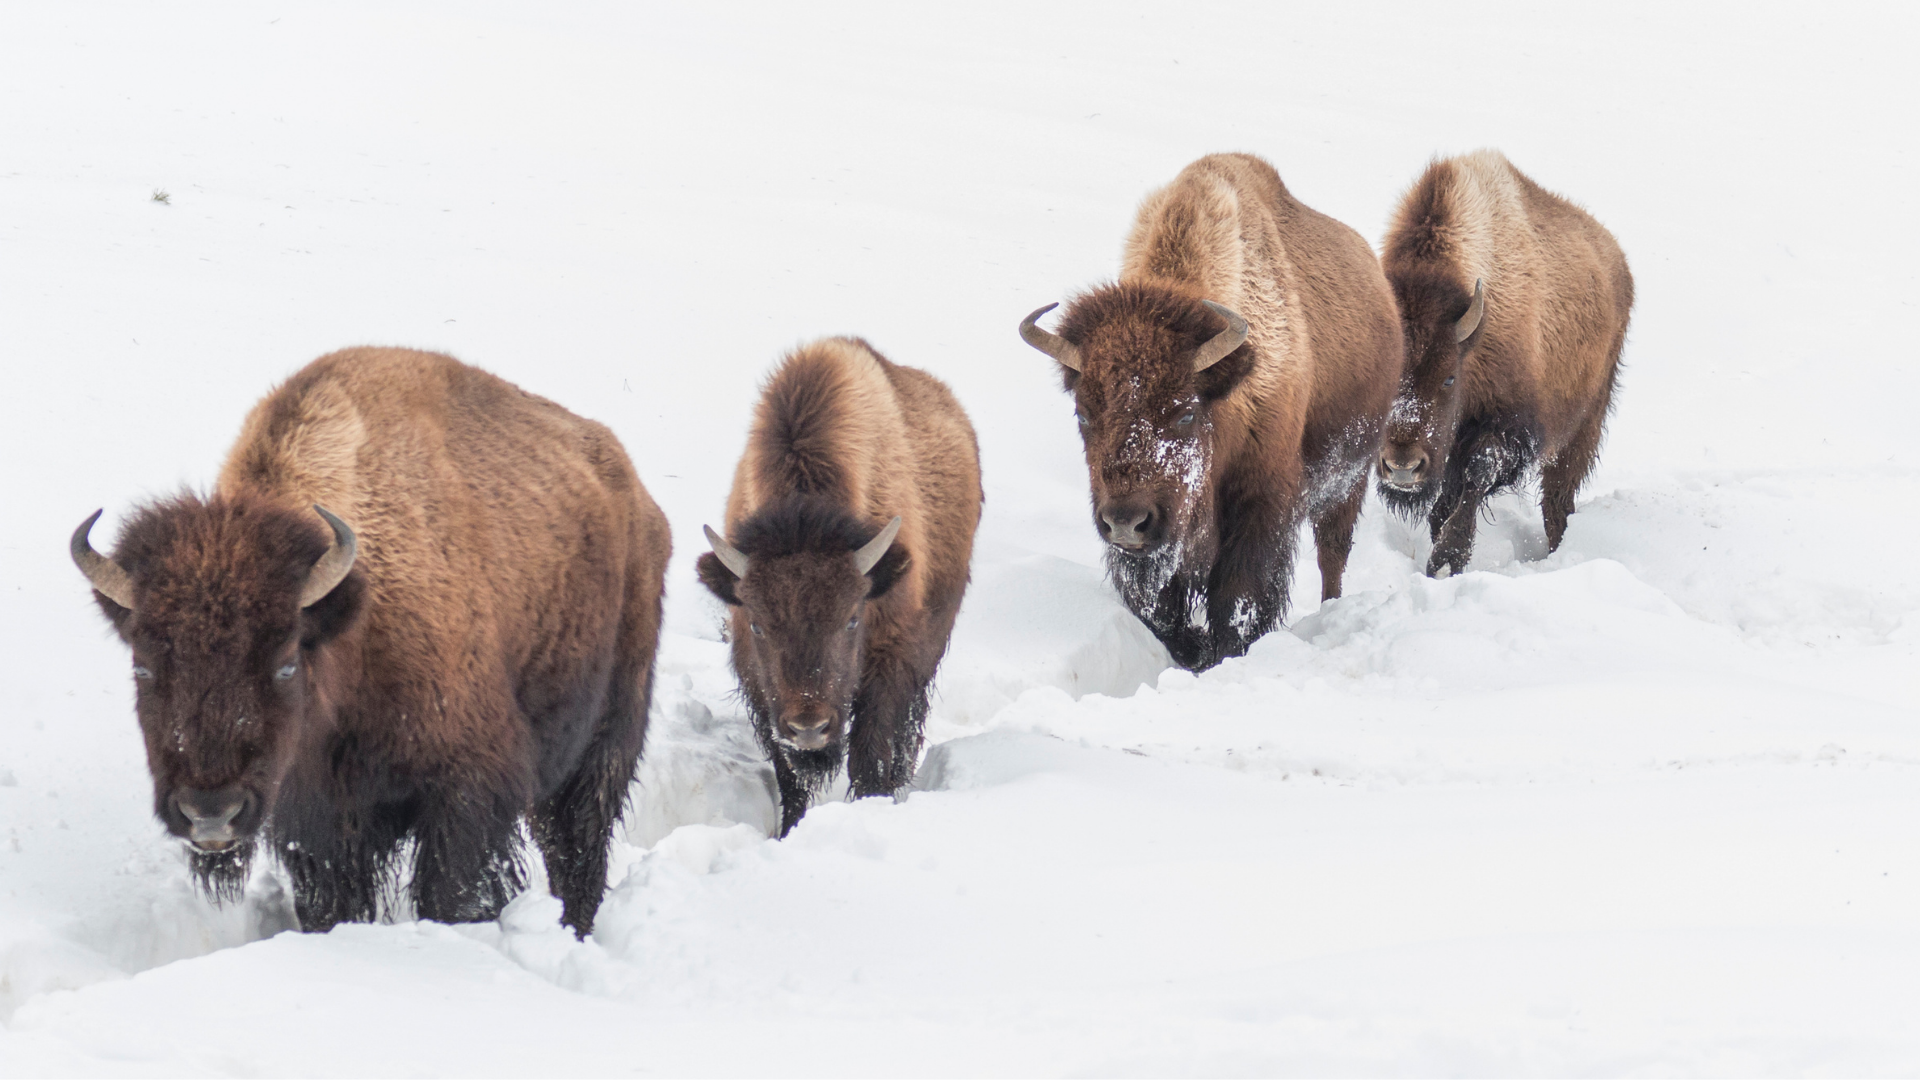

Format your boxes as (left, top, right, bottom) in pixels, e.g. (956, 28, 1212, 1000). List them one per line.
(1377, 273, 1486, 513)
(1019, 283, 1250, 562)
(72, 496, 363, 885)
(696, 498, 906, 756)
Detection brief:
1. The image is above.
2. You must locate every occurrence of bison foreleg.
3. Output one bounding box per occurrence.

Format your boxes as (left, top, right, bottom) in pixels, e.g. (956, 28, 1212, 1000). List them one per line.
(847, 658, 931, 801)
(771, 752, 814, 838)
(1204, 493, 1293, 666)
(1312, 475, 1368, 602)
(410, 787, 526, 925)
(1427, 422, 1535, 578)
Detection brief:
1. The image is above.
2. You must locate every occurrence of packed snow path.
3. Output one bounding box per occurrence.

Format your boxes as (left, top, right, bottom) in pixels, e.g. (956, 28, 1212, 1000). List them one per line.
(3, 4, 1917, 1075)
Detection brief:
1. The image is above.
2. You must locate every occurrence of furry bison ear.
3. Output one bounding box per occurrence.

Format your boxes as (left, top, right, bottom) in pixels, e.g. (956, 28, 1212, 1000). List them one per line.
(863, 544, 910, 600)
(1194, 348, 1255, 402)
(299, 567, 366, 647)
(695, 552, 742, 606)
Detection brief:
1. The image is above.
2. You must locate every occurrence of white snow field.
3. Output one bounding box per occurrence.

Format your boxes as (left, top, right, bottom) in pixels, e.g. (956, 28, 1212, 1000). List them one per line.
(3, 2, 1918, 1075)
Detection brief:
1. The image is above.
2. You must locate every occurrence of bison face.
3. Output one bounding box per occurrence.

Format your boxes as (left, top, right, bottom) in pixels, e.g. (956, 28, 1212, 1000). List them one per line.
(1021, 284, 1253, 564)
(1379, 275, 1486, 512)
(697, 501, 906, 754)
(72, 498, 363, 862)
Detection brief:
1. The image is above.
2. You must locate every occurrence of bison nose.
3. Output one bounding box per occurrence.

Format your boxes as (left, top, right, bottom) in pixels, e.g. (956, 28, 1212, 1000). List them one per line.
(174, 786, 248, 849)
(779, 712, 834, 751)
(1379, 446, 1429, 489)
(1099, 502, 1155, 551)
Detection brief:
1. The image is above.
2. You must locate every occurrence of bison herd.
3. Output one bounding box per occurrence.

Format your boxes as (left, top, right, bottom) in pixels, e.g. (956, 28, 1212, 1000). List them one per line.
(71, 149, 1631, 936)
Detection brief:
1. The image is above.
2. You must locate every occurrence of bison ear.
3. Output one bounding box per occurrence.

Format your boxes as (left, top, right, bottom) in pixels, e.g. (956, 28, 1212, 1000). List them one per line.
(1194, 347, 1255, 402)
(864, 545, 910, 600)
(299, 567, 365, 647)
(695, 551, 742, 606)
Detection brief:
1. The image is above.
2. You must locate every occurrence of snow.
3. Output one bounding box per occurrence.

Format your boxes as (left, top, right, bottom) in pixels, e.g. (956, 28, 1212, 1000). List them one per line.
(3, 2, 1919, 1074)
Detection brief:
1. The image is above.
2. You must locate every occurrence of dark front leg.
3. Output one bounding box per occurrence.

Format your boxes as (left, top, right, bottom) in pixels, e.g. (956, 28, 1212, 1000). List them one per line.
(1427, 423, 1536, 578)
(846, 656, 932, 800)
(530, 662, 652, 938)
(1205, 493, 1293, 665)
(771, 751, 813, 838)
(1114, 561, 1213, 671)
(281, 831, 386, 933)
(411, 788, 526, 925)
(1312, 475, 1368, 602)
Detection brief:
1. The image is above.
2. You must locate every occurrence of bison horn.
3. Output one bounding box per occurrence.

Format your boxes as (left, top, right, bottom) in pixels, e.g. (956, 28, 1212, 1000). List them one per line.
(853, 516, 903, 576)
(1191, 301, 1250, 372)
(703, 525, 751, 579)
(1453, 279, 1486, 343)
(71, 509, 136, 609)
(299, 505, 359, 608)
(1018, 303, 1083, 372)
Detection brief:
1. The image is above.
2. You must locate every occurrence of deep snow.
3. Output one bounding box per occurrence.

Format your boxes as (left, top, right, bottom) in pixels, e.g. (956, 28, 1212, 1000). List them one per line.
(3, 2, 1918, 1075)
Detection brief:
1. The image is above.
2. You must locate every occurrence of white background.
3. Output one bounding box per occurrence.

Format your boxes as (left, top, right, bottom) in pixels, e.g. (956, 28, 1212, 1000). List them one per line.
(2, 3, 1917, 1074)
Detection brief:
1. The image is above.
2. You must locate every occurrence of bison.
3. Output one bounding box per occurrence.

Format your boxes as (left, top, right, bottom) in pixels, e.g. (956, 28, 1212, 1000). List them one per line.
(696, 337, 981, 836)
(71, 347, 670, 937)
(1019, 153, 1403, 671)
(1376, 150, 1634, 576)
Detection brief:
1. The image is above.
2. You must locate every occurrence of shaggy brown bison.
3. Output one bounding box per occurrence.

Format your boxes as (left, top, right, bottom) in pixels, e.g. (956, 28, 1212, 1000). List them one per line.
(1377, 150, 1634, 576)
(72, 347, 669, 937)
(1020, 152, 1402, 670)
(697, 337, 981, 836)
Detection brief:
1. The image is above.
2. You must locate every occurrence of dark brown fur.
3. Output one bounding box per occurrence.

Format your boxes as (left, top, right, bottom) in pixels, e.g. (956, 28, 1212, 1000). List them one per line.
(1378, 150, 1634, 575)
(85, 348, 670, 936)
(697, 337, 981, 836)
(1044, 153, 1402, 670)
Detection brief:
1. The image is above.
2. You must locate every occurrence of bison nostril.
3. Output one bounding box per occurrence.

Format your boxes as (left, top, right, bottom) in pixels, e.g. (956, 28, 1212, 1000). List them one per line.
(176, 788, 248, 844)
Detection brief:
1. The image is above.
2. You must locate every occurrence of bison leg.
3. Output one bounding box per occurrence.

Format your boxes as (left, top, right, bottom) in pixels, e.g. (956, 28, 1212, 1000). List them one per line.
(1540, 401, 1611, 554)
(771, 752, 813, 838)
(410, 786, 526, 925)
(529, 691, 650, 937)
(1312, 474, 1368, 603)
(1204, 492, 1293, 666)
(1427, 424, 1534, 578)
(280, 823, 393, 932)
(847, 658, 931, 801)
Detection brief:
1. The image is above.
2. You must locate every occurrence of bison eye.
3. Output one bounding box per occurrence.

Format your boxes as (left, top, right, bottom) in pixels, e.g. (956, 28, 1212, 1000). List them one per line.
(275, 662, 297, 681)
(1075, 411, 1090, 429)
(1176, 410, 1196, 427)
(749, 622, 764, 637)
(1442, 376, 1455, 388)
(132, 665, 153, 680)
(847, 615, 859, 631)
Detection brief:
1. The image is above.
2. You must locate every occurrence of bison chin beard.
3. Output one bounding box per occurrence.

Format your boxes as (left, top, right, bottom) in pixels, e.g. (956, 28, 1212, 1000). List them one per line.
(1374, 474, 1442, 519)
(187, 835, 257, 904)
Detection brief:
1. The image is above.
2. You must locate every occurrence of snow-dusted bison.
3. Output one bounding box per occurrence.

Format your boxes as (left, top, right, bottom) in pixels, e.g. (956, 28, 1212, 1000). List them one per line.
(1376, 150, 1634, 576)
(1020, 153, 1402, 671)
(72, 347, 670, 936)
(697, 337, 981, 836)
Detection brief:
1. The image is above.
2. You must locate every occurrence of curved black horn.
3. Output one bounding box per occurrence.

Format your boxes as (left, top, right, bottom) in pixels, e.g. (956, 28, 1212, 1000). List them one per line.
(299, 505, 358, 608)
(1453, 279, 1486, 343)
(703, 525, 750, 578)
(1018, 303, 1083, 372)
(1191, 301, 1250, 372)
(71, 509, 135, 609)
(853, 516, 903, 575)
